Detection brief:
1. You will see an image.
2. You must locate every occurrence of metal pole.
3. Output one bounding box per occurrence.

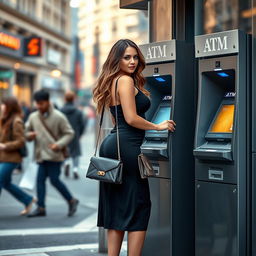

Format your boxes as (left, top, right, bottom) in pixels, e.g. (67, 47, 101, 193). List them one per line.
(98, 227, 108, 253)
(98, 114, 112, 253)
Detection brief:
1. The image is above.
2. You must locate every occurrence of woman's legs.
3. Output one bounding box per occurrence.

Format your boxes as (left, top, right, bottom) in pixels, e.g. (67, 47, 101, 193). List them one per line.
(108, 229, 125, 256)
(127, 231, 146, 256)
(0, 162, 33, 206)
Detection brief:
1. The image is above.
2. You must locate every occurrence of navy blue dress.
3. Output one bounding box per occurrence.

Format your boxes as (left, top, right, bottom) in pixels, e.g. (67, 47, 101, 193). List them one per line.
(97, 89, 151, 231)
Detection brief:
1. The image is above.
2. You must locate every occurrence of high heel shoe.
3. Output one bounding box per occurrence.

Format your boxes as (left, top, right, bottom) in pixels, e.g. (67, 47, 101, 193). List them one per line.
(20, 198, 37, 216)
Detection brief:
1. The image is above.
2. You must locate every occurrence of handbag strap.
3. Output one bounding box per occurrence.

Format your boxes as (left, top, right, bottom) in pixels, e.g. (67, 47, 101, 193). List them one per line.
(94, 77, 121, 161)
(39, 114, 58, 142)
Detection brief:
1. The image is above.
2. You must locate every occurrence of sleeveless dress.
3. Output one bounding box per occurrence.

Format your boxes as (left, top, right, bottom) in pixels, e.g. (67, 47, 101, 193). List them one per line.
(97, 89, 151, 231)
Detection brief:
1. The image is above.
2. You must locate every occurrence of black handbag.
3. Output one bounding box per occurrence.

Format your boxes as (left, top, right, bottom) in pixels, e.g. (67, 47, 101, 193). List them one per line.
(138, 153, 155, 179)
(86, 78, 123, 184)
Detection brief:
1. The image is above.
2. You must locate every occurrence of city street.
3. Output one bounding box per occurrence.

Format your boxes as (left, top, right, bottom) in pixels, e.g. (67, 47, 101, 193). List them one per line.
(0, 130, 127, 256)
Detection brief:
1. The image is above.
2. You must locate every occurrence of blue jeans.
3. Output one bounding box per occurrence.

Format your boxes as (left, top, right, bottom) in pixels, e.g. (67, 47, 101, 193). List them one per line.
(0, 162, 33, 206)
(37, 161, 73, 208)
(71, 156, 79, 168)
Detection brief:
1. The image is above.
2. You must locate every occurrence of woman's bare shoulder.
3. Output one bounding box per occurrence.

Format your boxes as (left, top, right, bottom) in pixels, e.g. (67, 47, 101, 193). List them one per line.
(118, 75, 134, 84)
(117, 76, 134, 92)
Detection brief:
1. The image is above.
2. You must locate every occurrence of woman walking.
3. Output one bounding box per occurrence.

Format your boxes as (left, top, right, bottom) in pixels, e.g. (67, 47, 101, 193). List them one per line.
(93, 39, 175, 256)
(0, 96, 36, 216)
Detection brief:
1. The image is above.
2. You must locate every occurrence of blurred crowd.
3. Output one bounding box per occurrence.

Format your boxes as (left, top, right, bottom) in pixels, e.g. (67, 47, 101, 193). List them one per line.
(0, 90, 96, 218)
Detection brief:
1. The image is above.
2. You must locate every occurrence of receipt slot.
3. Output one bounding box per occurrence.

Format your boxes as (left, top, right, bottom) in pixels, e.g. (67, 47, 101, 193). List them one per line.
(194, 30, 251, 256)
(139, 40, 196, 256)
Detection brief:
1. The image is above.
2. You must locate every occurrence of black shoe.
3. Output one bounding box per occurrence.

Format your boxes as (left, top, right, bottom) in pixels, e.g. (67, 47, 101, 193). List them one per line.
(68, 199, 79, 217)
(73, 172, 79, 179)
(27, 207, 46, 218)
(64, 164, 70, 177)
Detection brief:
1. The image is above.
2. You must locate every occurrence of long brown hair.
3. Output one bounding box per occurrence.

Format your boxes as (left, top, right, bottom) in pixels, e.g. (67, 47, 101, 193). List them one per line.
(0, 96, 22, 134)
(93, 39, 149, 114)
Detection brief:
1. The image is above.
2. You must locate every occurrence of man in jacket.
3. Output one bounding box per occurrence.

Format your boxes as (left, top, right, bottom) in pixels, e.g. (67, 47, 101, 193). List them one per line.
(61, 91, 86, 179)
(26, 89, 79, 217)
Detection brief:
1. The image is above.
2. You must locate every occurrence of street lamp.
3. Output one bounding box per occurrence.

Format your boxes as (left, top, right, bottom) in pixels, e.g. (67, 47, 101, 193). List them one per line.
(50, 69, 62, 78)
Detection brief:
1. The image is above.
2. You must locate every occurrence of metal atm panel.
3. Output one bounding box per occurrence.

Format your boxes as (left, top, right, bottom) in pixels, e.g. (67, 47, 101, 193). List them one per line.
(144, 178, 171, 256)
(196, 181, 237, 256)
(140, 40, 195, 256)
(194, 30, 249, 256)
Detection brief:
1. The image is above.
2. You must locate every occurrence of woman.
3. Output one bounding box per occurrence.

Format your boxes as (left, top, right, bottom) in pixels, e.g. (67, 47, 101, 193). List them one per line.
(93, 39, 175, 256)
(0, 96, 36, 216)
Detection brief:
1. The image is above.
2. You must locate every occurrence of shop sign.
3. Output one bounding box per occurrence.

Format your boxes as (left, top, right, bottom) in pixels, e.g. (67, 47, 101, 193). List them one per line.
(47, 48, 61, 65)
(0, 30, 23, 57)
(139, 40, 176, 64)
(0, 31, 20, 50)
(0, 81, 9, 89)
(42, 76, 63, 90)
(195, 30, 239, 58)
(24, 37, 42, 57)
(0, 70, 13, 79)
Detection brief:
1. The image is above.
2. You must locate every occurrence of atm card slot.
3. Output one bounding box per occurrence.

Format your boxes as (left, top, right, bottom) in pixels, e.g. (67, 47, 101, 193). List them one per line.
(208, 169, 224, 181)
(141, 147, 168, 159)
(193, 148, 232, 161)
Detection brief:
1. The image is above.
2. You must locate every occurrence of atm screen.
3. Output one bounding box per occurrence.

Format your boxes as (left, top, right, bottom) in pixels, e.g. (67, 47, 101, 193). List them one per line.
(206, 99, 235, 141)
(151, 106, 171, 126)
(210, 104, 234, 133)
(146, 105, 171, 139)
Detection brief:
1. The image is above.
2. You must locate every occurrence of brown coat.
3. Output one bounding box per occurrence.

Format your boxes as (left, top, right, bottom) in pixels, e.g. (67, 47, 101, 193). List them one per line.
(0, 116, 25, 163)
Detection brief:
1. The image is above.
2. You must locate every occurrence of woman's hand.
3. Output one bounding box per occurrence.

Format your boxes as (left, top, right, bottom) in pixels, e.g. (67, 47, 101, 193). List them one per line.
(156, 120, 176, 132)
(0, 143, 6, 150)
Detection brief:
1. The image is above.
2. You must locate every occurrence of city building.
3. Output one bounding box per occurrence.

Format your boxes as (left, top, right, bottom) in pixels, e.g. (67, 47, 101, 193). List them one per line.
(0, 0, 73, 107)
(78, 0, 148, 90)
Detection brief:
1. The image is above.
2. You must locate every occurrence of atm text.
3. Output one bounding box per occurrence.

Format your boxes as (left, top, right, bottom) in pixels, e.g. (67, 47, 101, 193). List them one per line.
(146, 45, 167, 60)
(203, 36, 228, 53)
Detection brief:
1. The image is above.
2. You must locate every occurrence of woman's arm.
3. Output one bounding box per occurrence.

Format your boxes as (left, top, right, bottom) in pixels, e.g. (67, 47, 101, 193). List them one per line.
(118, 76, 175, 131)
(4, 118, 25, 151)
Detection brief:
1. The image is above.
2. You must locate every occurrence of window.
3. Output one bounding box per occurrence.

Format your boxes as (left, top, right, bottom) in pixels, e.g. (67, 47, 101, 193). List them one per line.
(112, 20, 117, 36)
(43, 6, 51, 25)
(61, 17, 66, 34)
(196, 0, 253, 35)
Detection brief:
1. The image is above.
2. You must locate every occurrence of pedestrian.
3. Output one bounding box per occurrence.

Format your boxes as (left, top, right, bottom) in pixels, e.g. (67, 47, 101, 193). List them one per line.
(61, 91, 86, 179)
(20, 101, 31, 123)
(25, 89, 79, 217)
(14, 101, 31, 174)
(0, 96, 36, 216)
(93, 39, 176, 256)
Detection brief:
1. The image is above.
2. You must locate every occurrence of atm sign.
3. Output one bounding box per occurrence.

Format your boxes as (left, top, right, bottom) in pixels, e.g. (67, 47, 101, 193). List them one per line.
(225, 92, 236, 98)
(24, 37, 42, 57)
(0, 32, 20, 50)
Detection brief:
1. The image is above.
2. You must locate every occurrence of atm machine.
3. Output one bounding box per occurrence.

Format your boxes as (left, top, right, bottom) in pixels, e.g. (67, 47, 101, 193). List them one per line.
(194, 30, 251, 256)
(139, 40, 196, 256)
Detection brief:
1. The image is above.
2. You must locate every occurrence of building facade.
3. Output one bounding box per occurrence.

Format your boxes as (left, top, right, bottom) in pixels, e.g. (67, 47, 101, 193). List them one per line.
(0, 0, 72, 107)
(78, 0, 148, 89)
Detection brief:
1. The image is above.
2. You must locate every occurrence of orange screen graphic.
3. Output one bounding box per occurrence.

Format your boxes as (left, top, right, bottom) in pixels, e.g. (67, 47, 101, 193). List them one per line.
(210, 104, 235, 133)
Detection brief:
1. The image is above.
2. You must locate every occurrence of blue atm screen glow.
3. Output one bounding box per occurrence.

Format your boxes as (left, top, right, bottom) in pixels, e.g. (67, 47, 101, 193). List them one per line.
(217, 72, 229, 77)
(152, 106, 171, 125)
(155, 77, 166, 82)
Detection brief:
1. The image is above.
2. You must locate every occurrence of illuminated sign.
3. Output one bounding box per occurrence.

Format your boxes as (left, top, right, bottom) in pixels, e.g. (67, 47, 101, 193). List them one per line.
(24, 37, 42, 57)
(0, 32, 20, 50)
(0, 81, 9, 89)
